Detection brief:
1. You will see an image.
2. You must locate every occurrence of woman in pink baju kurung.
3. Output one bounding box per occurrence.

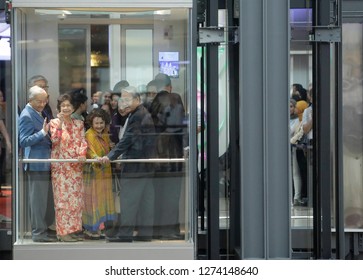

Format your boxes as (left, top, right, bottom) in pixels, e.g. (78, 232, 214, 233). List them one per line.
(49, 94, 87, 241)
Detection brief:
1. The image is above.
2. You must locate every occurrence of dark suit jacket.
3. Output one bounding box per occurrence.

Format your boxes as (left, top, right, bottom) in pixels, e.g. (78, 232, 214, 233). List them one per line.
(42, 103, 54, 120)
(149, 91, 187, 173)
(19, 104, 51, 171)
(107, 104, 156, 177)
(109, 111, 127, 144)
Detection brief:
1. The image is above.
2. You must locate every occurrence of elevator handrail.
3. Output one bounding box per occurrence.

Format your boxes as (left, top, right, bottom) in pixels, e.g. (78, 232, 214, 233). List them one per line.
(20, 158, 186, 163)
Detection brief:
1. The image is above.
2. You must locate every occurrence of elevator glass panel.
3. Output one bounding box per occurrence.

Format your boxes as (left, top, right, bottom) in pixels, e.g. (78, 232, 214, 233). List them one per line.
(12, 6, 192, 258)
(342, 23, 363, 230)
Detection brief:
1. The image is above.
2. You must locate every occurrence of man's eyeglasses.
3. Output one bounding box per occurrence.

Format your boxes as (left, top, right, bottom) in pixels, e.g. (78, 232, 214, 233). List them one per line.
(119, 97, 133, 103)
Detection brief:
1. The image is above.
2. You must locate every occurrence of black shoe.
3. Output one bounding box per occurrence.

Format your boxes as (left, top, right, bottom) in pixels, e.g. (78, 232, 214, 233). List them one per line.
(106, 236, 133, 242)
(47, 229, 57, 237)
(134, 236, 152, 242)
(293, 199, 307, 207)
(301, 197, 309, 205)
(160, 234, 184, 240)
(32, 235, 58, 242)
(104, 227, 118, 238)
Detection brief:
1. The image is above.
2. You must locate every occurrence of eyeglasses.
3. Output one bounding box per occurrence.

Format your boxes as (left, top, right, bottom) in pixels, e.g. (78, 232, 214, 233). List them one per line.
(39, 85, 49, 90)
(33, 99, 47, 105)
(119, 97, 133, 103)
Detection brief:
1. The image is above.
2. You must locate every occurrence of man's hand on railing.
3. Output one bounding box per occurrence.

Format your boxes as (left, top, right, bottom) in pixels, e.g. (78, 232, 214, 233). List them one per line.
(98, 156, 110, 164)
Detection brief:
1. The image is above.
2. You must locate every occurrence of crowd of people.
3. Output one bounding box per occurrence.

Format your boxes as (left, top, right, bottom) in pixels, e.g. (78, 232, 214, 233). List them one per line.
(18, 73, 187, 242)
(290, 83, 313, 207)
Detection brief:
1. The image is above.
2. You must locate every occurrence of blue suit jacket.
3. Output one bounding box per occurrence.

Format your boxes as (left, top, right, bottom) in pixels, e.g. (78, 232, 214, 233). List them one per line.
(19, 105, 51, 171)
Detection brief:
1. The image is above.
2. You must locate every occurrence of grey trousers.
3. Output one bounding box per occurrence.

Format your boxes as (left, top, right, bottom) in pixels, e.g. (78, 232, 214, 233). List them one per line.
(27, 171, 55, 238)
(117, 177, 154, 237)
(153, 176, 182, 236)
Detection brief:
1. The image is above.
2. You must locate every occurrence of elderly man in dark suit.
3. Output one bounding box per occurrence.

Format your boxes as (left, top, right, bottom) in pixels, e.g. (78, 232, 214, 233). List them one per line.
(99, 86, 156, 242)
(149, 73, 187, 240)
(19, 85, 56, 242)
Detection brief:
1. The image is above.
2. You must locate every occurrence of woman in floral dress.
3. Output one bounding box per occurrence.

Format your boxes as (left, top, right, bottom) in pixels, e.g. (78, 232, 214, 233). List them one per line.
(49, 93, 87, 242)
(82, 109, 117, 239)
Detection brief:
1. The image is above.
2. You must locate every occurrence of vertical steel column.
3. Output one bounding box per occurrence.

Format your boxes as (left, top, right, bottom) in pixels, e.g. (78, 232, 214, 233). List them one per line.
(227, 0, 241, 257)
(311, 0, 320, 258)
(205, 0, 220, 259)
(334, 0, 344, 260)
(313, 0, 333, 259)
(239, 0, 290, 258)
(191, 1, 199, 259)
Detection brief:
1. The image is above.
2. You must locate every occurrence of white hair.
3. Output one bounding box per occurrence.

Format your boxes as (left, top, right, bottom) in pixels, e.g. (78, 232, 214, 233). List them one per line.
(28, 85, 46, 101)
(121, 86, 139, 98)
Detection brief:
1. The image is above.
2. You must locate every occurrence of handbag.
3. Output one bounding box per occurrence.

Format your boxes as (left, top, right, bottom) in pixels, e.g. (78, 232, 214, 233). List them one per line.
(290, 123, 303, 144)
(297, 132, 309, 145)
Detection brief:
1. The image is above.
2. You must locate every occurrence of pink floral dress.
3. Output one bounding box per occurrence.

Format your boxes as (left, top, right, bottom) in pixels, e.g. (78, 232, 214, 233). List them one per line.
(49, 118, 87, 236)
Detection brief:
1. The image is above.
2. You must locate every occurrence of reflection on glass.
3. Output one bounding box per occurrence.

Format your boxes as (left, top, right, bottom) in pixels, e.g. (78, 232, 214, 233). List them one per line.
(342, 24, 363, 229)
(125, 29, 153, 86)
(59, 27, 87, 94)
(15, 7, 190, 247)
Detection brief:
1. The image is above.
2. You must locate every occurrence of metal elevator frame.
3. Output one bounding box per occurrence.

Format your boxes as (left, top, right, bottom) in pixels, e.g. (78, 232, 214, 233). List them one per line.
(198, 0, 291, 259)
(312, 0, 344, 259)
(2, 0, 362, 260)
(198, 0, 349, 260)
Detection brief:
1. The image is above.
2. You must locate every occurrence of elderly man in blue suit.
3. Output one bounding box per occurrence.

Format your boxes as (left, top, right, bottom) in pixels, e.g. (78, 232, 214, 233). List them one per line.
(19, 85, 57, 242)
